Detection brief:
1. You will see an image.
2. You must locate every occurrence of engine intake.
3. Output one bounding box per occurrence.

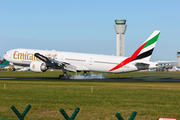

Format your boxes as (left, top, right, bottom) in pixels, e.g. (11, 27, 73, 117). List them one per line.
(30, 61, 47, 72)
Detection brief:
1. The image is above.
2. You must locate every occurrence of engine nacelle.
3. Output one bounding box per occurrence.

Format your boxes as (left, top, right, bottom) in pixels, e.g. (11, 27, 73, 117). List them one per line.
(30, 61, 47, 72)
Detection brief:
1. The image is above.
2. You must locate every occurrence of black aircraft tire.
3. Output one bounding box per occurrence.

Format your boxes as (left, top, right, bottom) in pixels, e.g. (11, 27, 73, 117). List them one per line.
(59, 75, 71, 79)
(59, 75, 63, 79)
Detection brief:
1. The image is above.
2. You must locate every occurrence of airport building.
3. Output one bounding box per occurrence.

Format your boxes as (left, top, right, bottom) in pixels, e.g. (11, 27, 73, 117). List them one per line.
(177, 50, 180, 66)
(114, 19, 127, 56)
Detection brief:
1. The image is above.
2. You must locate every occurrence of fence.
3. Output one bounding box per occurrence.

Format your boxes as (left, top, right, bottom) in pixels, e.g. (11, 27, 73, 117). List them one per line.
(1, 104, 137, 120)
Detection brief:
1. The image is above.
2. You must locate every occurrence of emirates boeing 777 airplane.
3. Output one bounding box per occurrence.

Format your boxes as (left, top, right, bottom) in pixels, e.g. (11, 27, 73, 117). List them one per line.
(3, 30, 160, 79)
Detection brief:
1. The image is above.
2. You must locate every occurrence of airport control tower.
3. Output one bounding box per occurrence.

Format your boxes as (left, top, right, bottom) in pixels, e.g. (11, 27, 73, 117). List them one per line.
(177, 50, 180, 66)
(114, 19, 127, 56)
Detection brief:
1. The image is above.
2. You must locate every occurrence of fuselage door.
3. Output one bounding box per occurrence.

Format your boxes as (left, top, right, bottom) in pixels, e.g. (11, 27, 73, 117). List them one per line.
(89, 58, 93, 65)
(60, 55, 64, 62)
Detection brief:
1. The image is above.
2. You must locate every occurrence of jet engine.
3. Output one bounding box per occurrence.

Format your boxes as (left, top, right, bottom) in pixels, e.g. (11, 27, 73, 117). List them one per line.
(30, 61, 47, 72)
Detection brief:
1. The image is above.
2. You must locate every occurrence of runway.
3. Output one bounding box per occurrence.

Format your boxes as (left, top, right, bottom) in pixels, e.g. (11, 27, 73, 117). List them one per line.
(0, 77, 180, 82)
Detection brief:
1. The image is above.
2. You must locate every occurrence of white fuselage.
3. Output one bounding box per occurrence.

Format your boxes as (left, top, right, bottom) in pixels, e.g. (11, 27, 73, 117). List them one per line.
(3, 48, 157, 73)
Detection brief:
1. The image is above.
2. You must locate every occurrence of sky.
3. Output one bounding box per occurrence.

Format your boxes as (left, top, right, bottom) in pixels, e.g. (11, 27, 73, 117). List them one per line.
(0, 0, 180, 61)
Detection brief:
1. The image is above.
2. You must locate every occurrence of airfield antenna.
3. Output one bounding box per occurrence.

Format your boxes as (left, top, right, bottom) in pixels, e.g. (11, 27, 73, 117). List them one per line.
(114, 19, 127, 56)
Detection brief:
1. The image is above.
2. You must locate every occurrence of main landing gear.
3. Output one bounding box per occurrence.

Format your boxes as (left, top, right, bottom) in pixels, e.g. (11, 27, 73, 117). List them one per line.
(59, 71, 90, 79)
(59, 72, 71, 79)
(83, 71, 89, 75)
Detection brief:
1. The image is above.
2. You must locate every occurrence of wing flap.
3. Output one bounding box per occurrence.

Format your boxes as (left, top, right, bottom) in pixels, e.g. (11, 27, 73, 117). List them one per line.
(65, 64, 77, 72)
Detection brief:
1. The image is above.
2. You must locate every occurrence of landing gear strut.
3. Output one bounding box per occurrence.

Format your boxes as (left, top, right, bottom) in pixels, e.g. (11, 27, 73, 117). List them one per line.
(59, 72, 71, 79)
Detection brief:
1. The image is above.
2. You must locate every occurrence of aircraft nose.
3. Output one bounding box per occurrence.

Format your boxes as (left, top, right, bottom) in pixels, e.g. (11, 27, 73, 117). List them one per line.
(3, 50, 12, 61)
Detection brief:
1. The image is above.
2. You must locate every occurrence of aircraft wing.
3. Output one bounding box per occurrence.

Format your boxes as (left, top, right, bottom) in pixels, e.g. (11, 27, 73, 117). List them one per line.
(34, 53, 77, 72)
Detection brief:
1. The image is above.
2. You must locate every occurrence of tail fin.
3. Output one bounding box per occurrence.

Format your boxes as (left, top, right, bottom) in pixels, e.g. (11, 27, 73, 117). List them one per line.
(131, 30, 160, 61)
(109, 30, 160, 71)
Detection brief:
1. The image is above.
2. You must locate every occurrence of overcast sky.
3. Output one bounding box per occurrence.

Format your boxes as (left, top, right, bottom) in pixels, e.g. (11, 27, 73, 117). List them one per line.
(0, 0, 180, 61)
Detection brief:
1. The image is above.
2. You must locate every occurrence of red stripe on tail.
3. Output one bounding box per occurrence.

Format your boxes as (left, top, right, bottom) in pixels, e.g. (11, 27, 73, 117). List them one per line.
(109, 42, 147, 71)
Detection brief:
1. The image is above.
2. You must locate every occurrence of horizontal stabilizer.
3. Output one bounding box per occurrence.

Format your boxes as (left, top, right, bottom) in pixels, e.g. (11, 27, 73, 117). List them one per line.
(134, 62, 150, 70)
(134, 62, 149, 66)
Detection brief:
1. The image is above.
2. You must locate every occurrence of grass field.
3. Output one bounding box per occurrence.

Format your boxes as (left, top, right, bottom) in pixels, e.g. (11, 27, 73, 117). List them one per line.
(0, 71, 180, 120)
